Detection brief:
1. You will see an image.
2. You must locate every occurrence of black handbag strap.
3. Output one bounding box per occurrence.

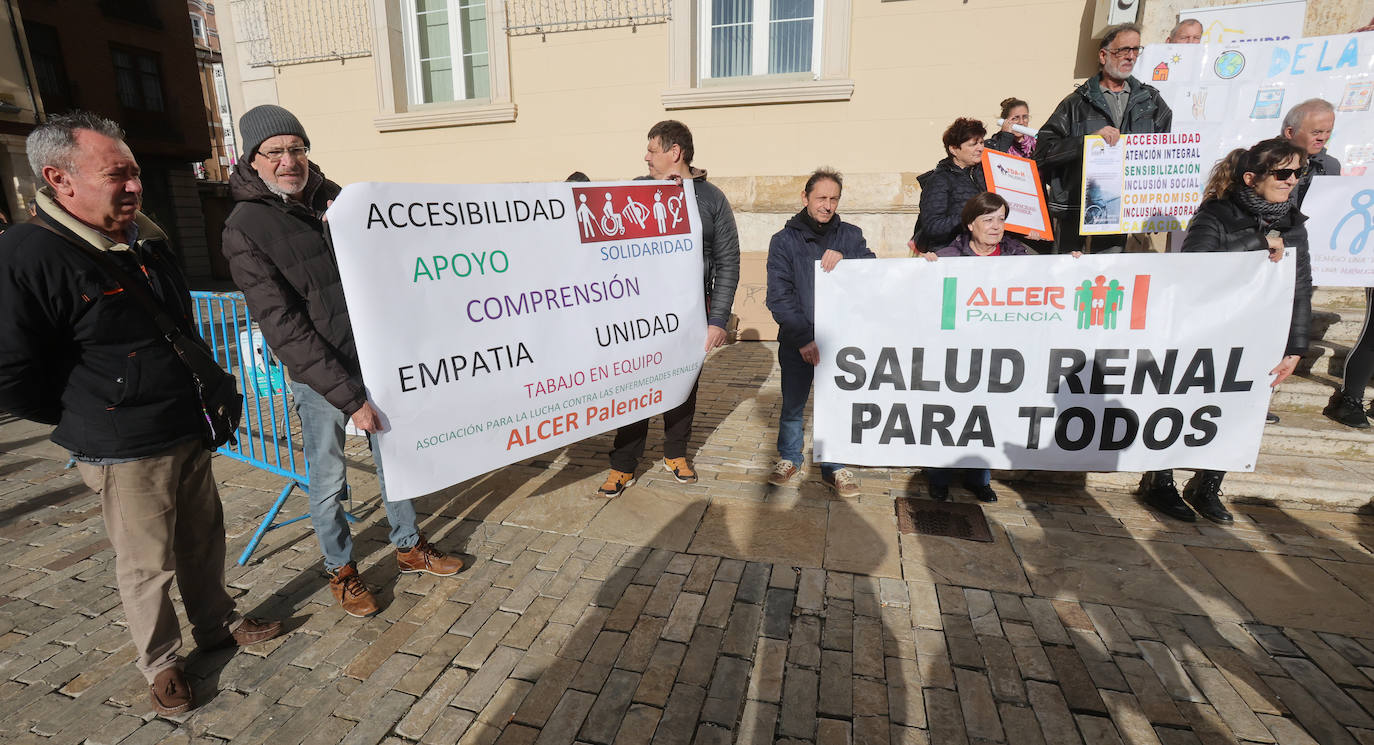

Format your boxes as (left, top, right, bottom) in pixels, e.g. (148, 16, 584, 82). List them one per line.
(30, 216, 222, 383)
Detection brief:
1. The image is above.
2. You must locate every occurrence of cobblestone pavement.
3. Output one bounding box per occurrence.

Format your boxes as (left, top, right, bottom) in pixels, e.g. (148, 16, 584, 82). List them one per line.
(1, 342, 1373, 745)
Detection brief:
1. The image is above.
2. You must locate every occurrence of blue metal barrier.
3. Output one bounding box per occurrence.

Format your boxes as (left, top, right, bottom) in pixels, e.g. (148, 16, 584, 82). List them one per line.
(189, 291, 357, 565)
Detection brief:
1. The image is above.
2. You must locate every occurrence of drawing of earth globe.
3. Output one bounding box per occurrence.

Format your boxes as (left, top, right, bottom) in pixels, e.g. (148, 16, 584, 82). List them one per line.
(1214, 50, 1246, 79)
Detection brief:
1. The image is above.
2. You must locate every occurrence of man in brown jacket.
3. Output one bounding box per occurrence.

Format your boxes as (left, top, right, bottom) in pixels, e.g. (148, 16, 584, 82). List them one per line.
(221, 106, 462, 618)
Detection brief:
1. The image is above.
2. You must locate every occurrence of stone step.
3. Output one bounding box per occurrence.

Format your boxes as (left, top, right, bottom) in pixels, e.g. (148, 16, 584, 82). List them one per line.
(1314, 286, 1369, 307)
(1309, 306, 1369, 345)
(1258, 408, 1374, 460)
(997, 451, 1372, 512)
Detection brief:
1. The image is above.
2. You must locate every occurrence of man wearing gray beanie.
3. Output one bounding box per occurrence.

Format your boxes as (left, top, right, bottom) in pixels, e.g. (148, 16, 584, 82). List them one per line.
(222, 106, 464, 618)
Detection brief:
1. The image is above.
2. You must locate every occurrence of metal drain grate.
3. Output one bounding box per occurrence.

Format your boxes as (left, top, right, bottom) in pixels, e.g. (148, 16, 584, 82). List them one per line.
(894, 498, 994, 542)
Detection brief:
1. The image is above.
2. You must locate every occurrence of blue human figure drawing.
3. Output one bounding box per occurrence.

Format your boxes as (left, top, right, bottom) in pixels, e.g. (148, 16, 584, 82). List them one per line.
(1332, 189, 1374, 256)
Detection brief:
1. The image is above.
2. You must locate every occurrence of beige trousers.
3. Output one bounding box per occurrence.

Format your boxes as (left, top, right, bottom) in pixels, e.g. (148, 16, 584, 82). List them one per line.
(77, 439, 240, 681)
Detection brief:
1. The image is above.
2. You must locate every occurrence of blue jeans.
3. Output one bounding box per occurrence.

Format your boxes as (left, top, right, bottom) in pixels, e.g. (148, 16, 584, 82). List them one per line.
(926, 467, 991, 488)
(777, 344, 840, 478)
(291, 382, 418, 570)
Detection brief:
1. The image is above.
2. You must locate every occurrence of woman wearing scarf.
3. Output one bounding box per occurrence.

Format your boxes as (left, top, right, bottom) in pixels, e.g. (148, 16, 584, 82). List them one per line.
(1141, 137, 1312, 524)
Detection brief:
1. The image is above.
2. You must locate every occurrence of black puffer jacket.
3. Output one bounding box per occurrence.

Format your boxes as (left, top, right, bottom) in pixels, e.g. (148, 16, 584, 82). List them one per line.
(0, 195, 204, 458)
(1181, 194, 1312, 356)
(1034, 75, 1172, 212)
(912, 157, 987, 250)
(221, 163, 364, 415)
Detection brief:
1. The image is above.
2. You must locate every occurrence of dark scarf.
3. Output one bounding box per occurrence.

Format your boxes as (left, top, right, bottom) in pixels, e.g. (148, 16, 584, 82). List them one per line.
(1232, 186, 1295, 225)
(788, 208, 837, 252)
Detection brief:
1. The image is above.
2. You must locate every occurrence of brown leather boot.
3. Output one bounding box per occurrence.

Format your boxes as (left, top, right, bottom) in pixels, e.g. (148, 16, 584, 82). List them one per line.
(149, 667, 193, 716)
(327, 563, 380, 617)
(397, 535, 464, 576)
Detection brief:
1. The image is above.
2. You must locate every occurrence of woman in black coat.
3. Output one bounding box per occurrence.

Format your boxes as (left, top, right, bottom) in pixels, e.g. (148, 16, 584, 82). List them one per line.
(908, 118, 988, 253)
(1141, 137, 1312, 524)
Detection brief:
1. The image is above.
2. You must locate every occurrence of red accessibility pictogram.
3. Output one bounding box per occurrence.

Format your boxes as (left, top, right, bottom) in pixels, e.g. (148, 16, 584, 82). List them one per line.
(572, 184, 692, 244)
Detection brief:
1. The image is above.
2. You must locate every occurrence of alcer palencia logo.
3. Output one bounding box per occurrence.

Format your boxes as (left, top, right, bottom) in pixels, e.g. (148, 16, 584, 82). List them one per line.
(940, 275, 1152, 329)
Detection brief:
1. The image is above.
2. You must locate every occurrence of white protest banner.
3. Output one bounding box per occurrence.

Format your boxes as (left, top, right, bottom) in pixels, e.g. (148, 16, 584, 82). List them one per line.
(1138, 34, 1374, 174)
(1080, 132, 1206, 235)
(982, 150, 1053, 240)
(1181, 0, 1306, 44)
(813, 253, 1292, 472)
(1307, 175, 1374, 286)
(328, 181, 707, 501)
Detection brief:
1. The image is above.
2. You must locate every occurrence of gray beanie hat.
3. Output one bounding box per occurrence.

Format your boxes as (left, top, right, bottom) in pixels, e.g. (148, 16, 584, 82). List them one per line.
(238, 104, 310, 162)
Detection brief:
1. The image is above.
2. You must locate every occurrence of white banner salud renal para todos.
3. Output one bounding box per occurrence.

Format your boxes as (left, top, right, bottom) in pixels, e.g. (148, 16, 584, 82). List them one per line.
(329, 180, 707, 501)
(813, 253, 1293, 472)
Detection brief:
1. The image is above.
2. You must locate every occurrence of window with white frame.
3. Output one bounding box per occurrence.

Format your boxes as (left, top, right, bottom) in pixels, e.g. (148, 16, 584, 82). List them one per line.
(403, 0, 490, 103)
(190, 13, 206, 39)
(700, 0, 822, 79)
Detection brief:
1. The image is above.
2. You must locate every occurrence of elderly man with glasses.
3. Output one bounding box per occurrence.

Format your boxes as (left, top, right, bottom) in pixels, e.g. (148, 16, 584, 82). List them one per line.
(221, 105, 464, 620)
(1034, 22, 1173, 254)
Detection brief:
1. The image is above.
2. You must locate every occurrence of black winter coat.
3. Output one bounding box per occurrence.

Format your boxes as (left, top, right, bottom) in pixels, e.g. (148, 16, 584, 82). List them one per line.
(766, 214, 874, 348)
(912, 157, 986, 250)
(1034, 75, 1172, 212)
(1295, 149, 1341, 207)
(221, 163, 364, 415)
(1181, 195, 1312, 356)
(0, 199, 204, 458)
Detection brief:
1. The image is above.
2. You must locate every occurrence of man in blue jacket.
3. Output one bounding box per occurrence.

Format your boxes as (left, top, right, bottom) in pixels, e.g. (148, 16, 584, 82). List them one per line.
(766, 169, 876, 496)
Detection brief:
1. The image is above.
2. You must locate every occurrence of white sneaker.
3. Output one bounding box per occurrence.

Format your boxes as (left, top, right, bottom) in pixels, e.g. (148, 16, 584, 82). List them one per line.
(769, 459, 801, 485)
(824, 468, 860, 498)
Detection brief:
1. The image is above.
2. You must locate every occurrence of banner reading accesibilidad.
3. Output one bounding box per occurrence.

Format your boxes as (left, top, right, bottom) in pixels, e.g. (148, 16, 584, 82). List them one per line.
(1137, 33, 1374, 174)
(812, 253, 1292, 472)
(329, 181, 707, 502)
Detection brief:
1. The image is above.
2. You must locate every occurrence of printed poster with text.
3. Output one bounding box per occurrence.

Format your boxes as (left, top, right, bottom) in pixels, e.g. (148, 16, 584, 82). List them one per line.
(1306, 175, 1374, 287)
(329, 181, 706, 501)
(813, 253, 1292, 472)
(982, 149, 1053, 240)
(1138, 33, 1374, 174)
(1080, 132, 1206, 236)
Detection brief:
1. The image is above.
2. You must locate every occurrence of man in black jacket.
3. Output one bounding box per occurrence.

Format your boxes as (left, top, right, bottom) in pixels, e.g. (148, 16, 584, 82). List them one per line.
(0, 112, 281, 716)
(221, 106, 462, 619)
(1035, 23, 1173, 253)
(598, 120, 740, 496)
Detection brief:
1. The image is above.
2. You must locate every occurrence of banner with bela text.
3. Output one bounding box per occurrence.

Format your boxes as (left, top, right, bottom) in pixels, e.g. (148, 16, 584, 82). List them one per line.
(328, 180, 707, 501)
(813, 253, 1293, 472)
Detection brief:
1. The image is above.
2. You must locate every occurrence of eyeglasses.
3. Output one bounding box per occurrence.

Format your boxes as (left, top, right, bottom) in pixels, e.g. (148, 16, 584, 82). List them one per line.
(1267, 167, 1300, 181)
(1106, 46, 1144, 57)
(257, 146, 309, 163)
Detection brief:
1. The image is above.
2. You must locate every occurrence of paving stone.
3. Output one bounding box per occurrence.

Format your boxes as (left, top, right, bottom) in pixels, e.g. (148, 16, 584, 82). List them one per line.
(700, 656, 750, 725)
(662, 592, 706, 643)
(616, 616, 667, 672)
(1000, 702, 1047, 745)
(1285, 628, 1371, 688)
(822, 598, 855, 652)
(885, 655, 926, 728)
(1113, 656, 1187, 727)
(947, 635, 984, 669)
(853, 616, 885, 679)
(515, 657, 581, 728)
(612, 704, 663, 745)
(1076, 713, 1126, 745)
(677, 626, 724, 688)
(1176, 701, 1243, 745)
(787, 615, 822, 668)
(954, 667, 1004, 742)
(915, 628, 955, 690)
(634, 641, 687, 708)
(817, 717, 852, 745)
(533, 689, 597, 745)
(644, 573, 686, 618)
(698, 581, 736, 629)
(560, 607, 611, 662)
(396, 666, 471, 739)
(454, 611, 520, 670)
(1136, 640, 1205, 703)
(580, 669, 641, 744)
(651, 683, 706, 745)
(1044, 645, 1107, 713)
(1243, 623, 1304, 657)
(1201, 646, 1285, 716)
(1100, 690, 1164, 745)
(924, 687, 970, 745)
(748, 637, 786, 703)
(762, 589, 796, 639)
(1256, 713, 1322, 745)
(818, 649, 852, 719)
(715, 559, 746, 584)
(908, 581, 941, 630)
(719, 601, 763, 658)
(1273, 657, 1374, 728)
(604, 585, 653, 632)
(1185, 665, 1278, 744)
(453, 645, 524, 713)
(735, 699, 778, 745)
(1025, 681, 1084, 745)
(778, 664, 819, 739)
(1022, 597, 1072, 645)
(1317, 632, 1374, 668)
(979, 634, 1026, 704)
(735, 563, 770, 604)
